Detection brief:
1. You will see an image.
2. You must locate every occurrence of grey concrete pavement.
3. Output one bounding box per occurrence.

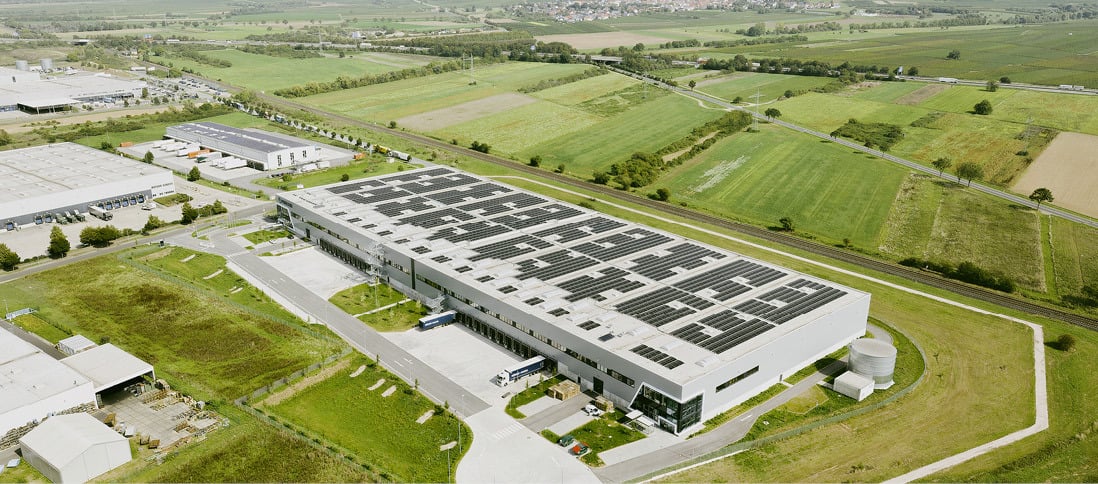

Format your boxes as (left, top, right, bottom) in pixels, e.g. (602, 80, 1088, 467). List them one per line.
(521, 394, 594, 432)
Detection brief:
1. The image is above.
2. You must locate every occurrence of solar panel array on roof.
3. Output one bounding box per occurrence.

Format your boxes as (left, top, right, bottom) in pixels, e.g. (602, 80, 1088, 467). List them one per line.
(290, 167, 859, 363)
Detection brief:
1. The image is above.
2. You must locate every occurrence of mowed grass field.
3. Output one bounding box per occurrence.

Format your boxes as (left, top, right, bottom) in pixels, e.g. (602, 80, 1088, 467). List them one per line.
(264, 354, 470, 483)
(155, 49, 439, 92)
(696, 72, 835, 103)
(0, 247, 343, 401)
(659, 124, 907, 248)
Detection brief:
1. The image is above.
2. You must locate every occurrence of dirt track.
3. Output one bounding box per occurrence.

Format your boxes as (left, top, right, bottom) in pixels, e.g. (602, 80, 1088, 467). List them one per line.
(1013, 131, 1098, 219)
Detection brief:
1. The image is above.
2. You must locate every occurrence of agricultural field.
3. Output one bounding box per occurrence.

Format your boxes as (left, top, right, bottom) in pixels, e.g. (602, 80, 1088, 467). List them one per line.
(1048, 216, 1098, 300)
(1013, 132, 1098, 219)
(0, 246, 343, 401)
(659, 124, 908, 248)
(262, 354, 470, 483)
(694, 72, 835, 103)
(153, 49, 440, 92)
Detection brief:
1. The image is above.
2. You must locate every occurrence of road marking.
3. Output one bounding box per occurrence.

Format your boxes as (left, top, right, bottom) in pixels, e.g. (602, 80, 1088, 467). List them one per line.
(492, 423, 524, 441)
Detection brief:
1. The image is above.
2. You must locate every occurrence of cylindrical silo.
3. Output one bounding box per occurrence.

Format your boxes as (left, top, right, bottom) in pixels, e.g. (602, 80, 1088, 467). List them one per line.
(849, 338, 897, 389)
(15, 60, 28, 71)
(40, 58, 53, 71)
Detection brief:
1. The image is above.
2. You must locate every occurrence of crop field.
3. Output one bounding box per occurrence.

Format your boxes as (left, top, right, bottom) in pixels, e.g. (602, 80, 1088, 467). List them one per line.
(0, 247, 343, 401)
(1012, 132, 1098, 219)
(695, 72, 835, 103)
(659, 124, 907, 248)
(264, 354, 470, 483)
(154, 49, 437, 92)
(397, 92, 539, 131)
(1049, 216, 1098, 299)
(879, 174, 1045, 290)
(435, 99, 602, 154)
(302, 62, 590, 122)
(531, 73, 639, 105)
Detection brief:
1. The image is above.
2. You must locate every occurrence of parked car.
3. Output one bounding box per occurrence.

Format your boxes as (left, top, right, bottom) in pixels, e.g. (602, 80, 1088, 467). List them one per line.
(569, 442, 590, 456)
(583, 404, 603, 417)
(557, 434, 575, 447)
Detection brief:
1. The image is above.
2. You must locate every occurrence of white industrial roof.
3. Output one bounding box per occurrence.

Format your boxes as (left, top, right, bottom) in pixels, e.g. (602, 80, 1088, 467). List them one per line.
(169, 122, 311, 154)
(58, 335, 97, 354)
(0, 328, 92, 415)
(281, 167, 871, 385)
(61, 344, 153, 393)
(0, 71, 143, 108)
(0, 143, 170, 205)
(18, 413, 126, 469)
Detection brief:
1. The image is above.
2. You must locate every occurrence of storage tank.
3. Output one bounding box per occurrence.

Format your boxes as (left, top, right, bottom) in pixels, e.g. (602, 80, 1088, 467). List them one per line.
(40, 58, 53, 70)
(15, 60, 28, 71)
(849, 338, 896, 389)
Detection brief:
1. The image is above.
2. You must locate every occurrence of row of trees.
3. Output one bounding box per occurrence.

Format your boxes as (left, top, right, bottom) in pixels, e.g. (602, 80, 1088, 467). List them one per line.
(272, 60, 468, 98)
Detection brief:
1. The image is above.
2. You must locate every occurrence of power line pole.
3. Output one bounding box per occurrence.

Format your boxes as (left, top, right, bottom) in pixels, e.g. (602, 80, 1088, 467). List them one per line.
(750, 89, 763, 131)
(462, 55, 475, 85)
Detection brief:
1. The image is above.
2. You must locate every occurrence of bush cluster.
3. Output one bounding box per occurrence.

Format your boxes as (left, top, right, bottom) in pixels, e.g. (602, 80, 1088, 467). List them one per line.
(900, 258, 1016, 293)
(831, 119, 905, 151)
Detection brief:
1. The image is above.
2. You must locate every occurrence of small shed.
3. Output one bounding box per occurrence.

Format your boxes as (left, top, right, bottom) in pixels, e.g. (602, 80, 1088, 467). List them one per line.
(57, 335, 97, 356)
(61, 344, 154, 393)
(18, 413, 132, 483)
(833, 371, 874, 402)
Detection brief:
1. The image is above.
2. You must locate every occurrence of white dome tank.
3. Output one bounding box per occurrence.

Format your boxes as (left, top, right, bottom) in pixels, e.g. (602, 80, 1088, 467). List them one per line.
(15, 60, 28, 71)
(40, 58, 53, 70)
(849, 338, 896, 389)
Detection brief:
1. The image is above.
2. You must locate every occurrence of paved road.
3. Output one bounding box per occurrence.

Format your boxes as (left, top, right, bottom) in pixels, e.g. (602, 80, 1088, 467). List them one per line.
(520, 392, 594, 432)
(608, 66, 1098, 230)
(166, 228, 492, 418)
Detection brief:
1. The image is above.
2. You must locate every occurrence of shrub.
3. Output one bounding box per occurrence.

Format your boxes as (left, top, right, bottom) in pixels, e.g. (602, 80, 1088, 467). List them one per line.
(1057, 334, 1076, 351)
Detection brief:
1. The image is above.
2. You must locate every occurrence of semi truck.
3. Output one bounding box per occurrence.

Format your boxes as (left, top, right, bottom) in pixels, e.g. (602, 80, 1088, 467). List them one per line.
(493, 356, 546, 387)
(88, 205, 112, 221)
(418, 310, 456, 330)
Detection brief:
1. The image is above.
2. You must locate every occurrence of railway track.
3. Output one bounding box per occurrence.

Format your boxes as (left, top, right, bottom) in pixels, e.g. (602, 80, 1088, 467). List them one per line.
(252, 92, 1098, 332)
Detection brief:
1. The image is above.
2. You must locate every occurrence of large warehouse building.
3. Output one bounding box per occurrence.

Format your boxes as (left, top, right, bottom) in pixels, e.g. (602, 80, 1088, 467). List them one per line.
(0, 67, 145, 114)
(0, 328, 96, 445)
(18, 413, 132, 483)
(0, 143, 176, 228)
(166, 122, 320, 171)
(277, 167, 871, 434)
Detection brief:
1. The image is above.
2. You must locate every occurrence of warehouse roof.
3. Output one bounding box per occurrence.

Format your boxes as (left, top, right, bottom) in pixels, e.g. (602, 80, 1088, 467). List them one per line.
(280, 167, 870, 384)
(0, 328, 92, 416)
(61, 344, 153, 393)
(0, 143, 169, 205)
(169, 121, 310, 153)
(0, 71, 143, 108)
(18, 413, 126, 469)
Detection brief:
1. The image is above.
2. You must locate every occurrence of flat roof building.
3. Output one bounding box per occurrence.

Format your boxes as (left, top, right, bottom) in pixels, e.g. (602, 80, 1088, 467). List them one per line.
(0, 68, 145, 113)
(277, 167, 870, 434)
(61, 344, 154, 393)
(0, 328, 96, 444)
(166, 122, 320, 171)
(0, 143, 175, 228)
(19, 413, 132, 483)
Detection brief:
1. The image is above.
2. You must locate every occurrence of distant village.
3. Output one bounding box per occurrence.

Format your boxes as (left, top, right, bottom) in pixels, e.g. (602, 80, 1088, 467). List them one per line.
(503, 0, 838, 23)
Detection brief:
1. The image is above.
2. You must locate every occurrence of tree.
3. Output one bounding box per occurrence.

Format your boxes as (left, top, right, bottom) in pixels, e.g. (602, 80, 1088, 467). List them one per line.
(79, 225, 121, 247)
(931, 157, 952, 176)
(908, 66, 919, 76)
(141, 87, 149, 98)
(986, 80, 999, 92)
(779, 216, 795, 232)
(555, 164, 566, 174)
(0, 243, 19, 271)
(783, 89, 795, 99)
(654, 188, 671, 202)
(1029, 187, 1054, 209)
(592, 171, 610, 184)
(632, 43, 645, 52)
(1057, 334, 1076, 352)
(388, 120, 397, 129)
(340, 173, 350, 182)
(143, 151, 155, 163)
(956, 162, 984, 187)
(999, 76, 1012, 84)
(528, 155, 542, 167)
(48, 226, 70, 258)
(973, 99, 993, 115)
(764, 108, 782, 118)
(946, 49, 961, 60)
(143, 215, 165, 233)
(732, 96, 744, 104)
(688, 80, 696, 91)
(180, 202, 199, 225)
(187, 166, 201, 181)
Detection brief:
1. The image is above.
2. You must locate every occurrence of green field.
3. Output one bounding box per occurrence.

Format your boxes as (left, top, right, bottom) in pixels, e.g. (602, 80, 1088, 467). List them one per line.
(660, 124, 907, 248)
(0, 247, 342, 401)
(329, 282, 427, 332)
(1049, 216, 1098, 300)
(11, 313, 71, 343)
(254, 158, 417, 191)
(696, 72, 835, 103)
(154, 49, 438, 92)
(265, 355, 470, 482)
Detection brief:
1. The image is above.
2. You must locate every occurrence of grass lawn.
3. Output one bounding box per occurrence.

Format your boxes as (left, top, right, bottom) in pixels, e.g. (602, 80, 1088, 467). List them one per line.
(565, 411, 646, 466)
(696, 72, 834, 103)
(253, 159, 416, 190)
(660, 124, 907, 248)
(0, 246, 343, 401)
(1049, 216, 1098, 301)
(878, 174, 1045, 291)
(329, 282, 425, 331)
(435, 99, 602, 154)
(242, 228, 291, 245)
(506, 374, 568, 419)
(106, 406, 372, 483)
(11, 313, 71, 343)
(264, 355, 470, 482)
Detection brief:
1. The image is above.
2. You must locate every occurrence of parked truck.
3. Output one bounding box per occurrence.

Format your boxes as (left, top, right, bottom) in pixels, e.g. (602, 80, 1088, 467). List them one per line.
(88, 205, 112, 221)
(493, 356, 546, 387)
(418, 310, 456, 330)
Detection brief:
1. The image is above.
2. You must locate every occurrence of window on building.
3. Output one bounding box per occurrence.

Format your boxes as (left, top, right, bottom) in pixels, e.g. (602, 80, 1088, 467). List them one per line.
(717, 366, 759, 392)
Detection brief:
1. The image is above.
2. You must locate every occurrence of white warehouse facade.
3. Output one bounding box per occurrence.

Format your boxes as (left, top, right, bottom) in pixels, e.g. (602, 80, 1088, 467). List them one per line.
(277, 167, 870, 434)
(0, 143, 175, 228)
(166, 122, 319, 171)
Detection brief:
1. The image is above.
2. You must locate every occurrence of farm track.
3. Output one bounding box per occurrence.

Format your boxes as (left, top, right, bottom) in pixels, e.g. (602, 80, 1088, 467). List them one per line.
(248, 90, 1098, 332)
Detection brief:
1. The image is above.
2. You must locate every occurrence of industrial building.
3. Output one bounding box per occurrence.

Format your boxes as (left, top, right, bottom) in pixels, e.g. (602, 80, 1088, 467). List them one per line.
(0, 328, 96, 445)
(18, 413, 132, 483)
(277, 167, 871, 434)
(0, 143, 176, 228)
(165, 122, 321, 171)
(61, 344, 155, 394)
(0, 67, 145, 114)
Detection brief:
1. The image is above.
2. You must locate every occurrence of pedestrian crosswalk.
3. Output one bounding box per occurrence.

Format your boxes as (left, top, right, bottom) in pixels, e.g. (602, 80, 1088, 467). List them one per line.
(491, 422, 524, 441)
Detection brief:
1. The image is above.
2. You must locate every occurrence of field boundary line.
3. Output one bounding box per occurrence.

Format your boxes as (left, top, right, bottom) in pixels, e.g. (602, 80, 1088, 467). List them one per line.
(494, 175, 1049, 482)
